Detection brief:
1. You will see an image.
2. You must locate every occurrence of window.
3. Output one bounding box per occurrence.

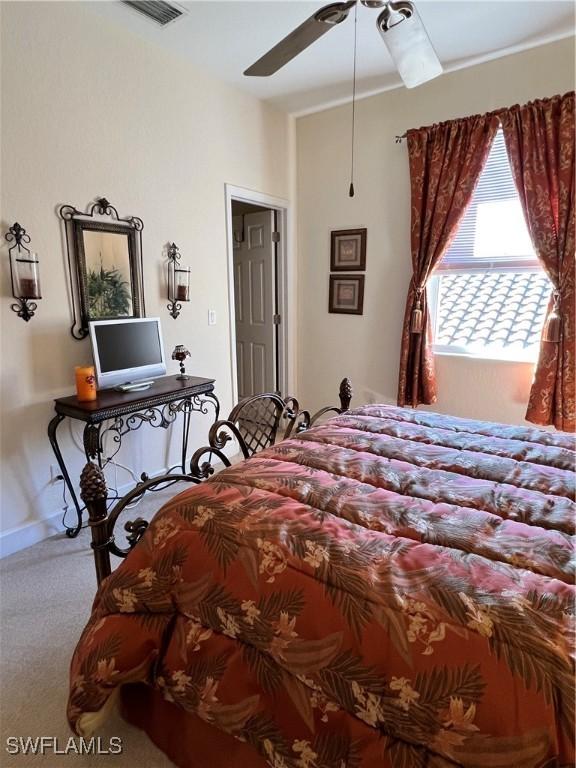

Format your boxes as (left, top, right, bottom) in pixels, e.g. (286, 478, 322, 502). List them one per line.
(429, 127, 551, 361)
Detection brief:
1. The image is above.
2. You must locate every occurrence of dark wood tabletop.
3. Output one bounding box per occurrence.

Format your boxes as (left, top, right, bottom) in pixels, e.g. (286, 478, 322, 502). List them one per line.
(53, 375, 216, 423)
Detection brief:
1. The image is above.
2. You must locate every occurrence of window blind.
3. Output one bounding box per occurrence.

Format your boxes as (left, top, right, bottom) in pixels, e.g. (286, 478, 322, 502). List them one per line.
(440, 127, 535, 266)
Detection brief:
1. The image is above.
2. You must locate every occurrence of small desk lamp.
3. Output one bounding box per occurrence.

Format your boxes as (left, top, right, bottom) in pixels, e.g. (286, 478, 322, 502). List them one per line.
(172, 345, 191, 380)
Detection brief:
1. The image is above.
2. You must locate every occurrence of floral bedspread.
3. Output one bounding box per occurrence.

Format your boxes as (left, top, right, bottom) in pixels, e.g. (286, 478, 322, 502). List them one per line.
(68, 405, 575, 767)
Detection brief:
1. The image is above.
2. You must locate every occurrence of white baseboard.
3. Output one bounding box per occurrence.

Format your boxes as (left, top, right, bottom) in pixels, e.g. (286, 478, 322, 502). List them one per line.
(0, 511, 64, 559)
(362, 388, 396, 406)
(0, 460, 228, 560)
(0, 466, 168, 560)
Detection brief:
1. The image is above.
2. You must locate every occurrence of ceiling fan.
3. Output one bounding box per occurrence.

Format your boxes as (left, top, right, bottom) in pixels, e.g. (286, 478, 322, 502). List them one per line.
(244, 0, 443, 89)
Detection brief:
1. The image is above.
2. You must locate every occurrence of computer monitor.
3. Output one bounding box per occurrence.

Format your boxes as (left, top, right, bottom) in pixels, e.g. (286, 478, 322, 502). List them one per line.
(89, 317, 166, 390)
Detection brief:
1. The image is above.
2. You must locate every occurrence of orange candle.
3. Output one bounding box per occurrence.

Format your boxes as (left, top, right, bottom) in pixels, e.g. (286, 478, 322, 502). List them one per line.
(75, 366, 97, 402)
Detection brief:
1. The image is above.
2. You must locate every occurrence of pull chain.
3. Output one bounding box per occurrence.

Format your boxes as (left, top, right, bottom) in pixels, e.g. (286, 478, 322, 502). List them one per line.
(349, 2, 358, 198)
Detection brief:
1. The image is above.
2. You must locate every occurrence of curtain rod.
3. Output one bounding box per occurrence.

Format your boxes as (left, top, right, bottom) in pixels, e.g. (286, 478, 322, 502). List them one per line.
(393, 91, 572, 145)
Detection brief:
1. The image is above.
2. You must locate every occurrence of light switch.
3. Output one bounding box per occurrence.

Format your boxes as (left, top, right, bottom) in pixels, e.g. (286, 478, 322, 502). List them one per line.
(208, 309, 217, 326)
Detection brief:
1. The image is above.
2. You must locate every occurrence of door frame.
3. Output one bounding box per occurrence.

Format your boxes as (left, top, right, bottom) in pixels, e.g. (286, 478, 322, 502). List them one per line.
(224, 184, 292, 405)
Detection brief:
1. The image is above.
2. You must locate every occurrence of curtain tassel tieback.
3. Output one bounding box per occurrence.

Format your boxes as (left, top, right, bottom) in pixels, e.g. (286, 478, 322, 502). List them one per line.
(411, 288, 424, 333)
(543, 290, 562, 343)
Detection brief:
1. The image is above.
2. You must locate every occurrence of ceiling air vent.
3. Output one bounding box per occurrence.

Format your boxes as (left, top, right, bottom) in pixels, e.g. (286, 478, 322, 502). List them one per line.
(121, 1, 186, 27)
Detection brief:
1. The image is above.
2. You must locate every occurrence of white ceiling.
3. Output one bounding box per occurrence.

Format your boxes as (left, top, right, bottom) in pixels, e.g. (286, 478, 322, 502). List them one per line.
(90, 1, 575, 114)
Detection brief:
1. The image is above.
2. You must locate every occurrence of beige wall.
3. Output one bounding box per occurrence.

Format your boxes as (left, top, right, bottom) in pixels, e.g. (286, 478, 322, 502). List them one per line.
(1, 3, 573, 553)
(296, 37, 575, 419)
(0, 1, 294, 550)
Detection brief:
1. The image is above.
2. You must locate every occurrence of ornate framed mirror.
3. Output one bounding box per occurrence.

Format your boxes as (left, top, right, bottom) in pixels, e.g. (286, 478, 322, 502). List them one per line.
(59, 198, 145, 339)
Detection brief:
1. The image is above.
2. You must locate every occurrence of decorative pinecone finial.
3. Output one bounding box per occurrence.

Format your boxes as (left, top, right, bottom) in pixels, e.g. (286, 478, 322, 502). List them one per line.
(339, 377, 353, 411)
(80, 462, 108, 502)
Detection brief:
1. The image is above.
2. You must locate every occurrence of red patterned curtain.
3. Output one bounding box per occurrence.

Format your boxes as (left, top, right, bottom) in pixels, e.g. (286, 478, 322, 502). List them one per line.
(500, 93, 575, 432)
(397, 115, 499, 407)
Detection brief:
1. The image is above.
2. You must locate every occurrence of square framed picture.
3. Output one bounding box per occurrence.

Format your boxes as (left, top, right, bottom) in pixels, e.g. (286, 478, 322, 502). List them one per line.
(329, 274, 365, 315)
(330, 228, 367, 271)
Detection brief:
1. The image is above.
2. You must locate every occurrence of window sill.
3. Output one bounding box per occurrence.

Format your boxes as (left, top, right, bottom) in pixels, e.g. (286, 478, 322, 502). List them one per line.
(433, 349, 537, 364)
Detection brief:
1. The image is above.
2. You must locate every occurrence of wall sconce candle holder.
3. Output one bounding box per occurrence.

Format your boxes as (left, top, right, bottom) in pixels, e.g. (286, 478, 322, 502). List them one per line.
(167, 242, 190, 319)
(5, 222, 42, 322)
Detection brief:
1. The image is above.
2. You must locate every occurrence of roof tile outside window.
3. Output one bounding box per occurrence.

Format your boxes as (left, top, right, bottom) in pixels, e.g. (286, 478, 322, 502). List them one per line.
(435, 272, 551, 355)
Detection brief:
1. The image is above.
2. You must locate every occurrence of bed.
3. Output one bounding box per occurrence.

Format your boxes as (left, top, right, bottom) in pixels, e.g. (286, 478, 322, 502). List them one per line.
(68, 402, 575, 768)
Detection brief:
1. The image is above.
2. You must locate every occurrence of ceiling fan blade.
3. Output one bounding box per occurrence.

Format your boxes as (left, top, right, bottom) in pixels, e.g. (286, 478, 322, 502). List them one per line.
(244, 1, 356, 77)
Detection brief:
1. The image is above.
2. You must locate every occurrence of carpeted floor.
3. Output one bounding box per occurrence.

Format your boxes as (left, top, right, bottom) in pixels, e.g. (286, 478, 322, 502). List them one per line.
(0, 490, 176, 767)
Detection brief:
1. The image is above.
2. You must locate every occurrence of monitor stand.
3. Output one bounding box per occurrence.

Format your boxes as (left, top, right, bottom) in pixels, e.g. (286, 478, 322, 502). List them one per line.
(114, 380, 155, 393)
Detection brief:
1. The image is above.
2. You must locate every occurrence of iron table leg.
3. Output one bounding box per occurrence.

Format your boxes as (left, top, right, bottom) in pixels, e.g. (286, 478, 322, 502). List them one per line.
(47, 413, 83, 538)
(204, 391, 220, 422)
(181, 399, 192, 473)
(179, 393, 220, 474)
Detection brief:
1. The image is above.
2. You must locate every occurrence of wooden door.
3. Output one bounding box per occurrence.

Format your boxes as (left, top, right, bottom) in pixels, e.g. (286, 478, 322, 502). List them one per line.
(233, 211, 276, 397)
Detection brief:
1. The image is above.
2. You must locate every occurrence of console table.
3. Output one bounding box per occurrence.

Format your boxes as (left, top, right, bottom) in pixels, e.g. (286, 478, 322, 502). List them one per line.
(48, 375, 218, 538)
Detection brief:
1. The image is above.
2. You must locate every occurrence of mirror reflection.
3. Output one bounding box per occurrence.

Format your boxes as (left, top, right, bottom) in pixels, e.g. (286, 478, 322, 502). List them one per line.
(82, 230, 133, 318)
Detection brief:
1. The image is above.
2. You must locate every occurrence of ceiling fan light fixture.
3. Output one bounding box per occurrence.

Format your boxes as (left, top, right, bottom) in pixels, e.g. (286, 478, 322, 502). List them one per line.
(378, 1, 443, 88)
